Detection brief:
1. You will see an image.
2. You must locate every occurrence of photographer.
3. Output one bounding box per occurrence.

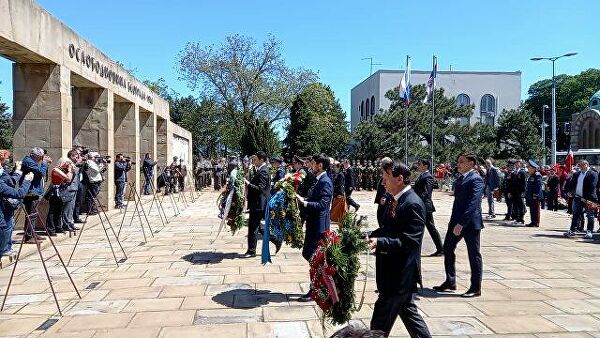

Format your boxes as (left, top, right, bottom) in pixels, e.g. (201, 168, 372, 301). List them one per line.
(142, 153, 157, 195)
(62, 149, 82, 231)
(21, 147, 51, 244)
(45, 158, 73, 236)
(178, 159, 187, 192)
(85, 152, 107, 215)
(114, 153, 133, 209)
(0, 150, 34, 256)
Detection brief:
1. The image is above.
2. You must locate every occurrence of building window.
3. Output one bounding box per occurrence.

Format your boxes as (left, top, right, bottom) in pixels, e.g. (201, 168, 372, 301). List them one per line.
(366, 98, 370, 119)
(370, 96, 375, 118)
(361, 101, 364, 121)
(456, 94, 470, 107)
(480, 94, 496, 113)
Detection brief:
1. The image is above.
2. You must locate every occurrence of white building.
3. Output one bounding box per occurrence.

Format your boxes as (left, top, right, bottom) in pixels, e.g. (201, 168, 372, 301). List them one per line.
(350, 70, 522, 130)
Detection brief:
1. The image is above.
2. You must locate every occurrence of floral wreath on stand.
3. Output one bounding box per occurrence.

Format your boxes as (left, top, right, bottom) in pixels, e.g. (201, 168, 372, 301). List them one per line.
(309, 213, 369, 325)
(216, 167, 246, 235)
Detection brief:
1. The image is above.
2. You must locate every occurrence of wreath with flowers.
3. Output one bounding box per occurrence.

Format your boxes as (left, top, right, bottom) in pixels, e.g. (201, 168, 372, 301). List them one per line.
(216, 167, 246, 234)
(309, 213, 369, 325)
(266, 171, 306, 248)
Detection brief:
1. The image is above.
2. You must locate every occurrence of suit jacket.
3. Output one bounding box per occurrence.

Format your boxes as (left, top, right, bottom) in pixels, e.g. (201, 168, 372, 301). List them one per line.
(567, 170, 598, 202)
(369, 188, 425, 295)
(485, 166, 500, 191)
(413, 171, 435, 213)
(302, 172, 333, 258)
(247, 164, 271, 211)
(449, 170, 484, 230)
(333, 172, 345, 197)
(344, 167, 355, 194)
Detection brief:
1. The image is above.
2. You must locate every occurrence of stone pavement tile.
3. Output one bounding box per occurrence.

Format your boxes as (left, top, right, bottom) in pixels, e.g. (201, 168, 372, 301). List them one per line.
(181, 295, 233, 309)
(547, 299, 600, 314)
(158, 323, 247, 338)
(545, 314, 600, 331)
(143, 268, 187, 278)
(494, 269, 545, 279)
(419, 301, 484, 317)
(263, 306, 317, 321)
(538, 288, 591, 300)
(247, 322, 275, 338)
(255, 282, 303, 295)
(159, 285, 207, 298)
(92, 327, 160, 338)
(264, 273, 307, 283)
(100, 278, 155, 289)
(224, 273, 265, 284)
(240, 265, 281, 275)
(3, 293, 50, 305)
(205, 283, 255, 296)
(64, 300, 129, 315)
(56, 313, 135, 331)
(494, 289, 549, 301)
(102, 286, 162, 300)
(472, 301, 562, 316)
(535, 333, 596, 337)
(187, 266, 241, 275)
(37, 330, 96, 338)
(152, 275, 224, 286)
(128, 310, 196, 328)
(15, 301, 65, 315)
(0, 316, 48, 335)
(271, 321, 311, 338)
(194, 308, 262, 325)
(497, 279, 550, 289)
(536, 278, 595, 288)
(122, 297, 183, 312)
(478, 316, 564, 334)
(420, 316, 492, 335)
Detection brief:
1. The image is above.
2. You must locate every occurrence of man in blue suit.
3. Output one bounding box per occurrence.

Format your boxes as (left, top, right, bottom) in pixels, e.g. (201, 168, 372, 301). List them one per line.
(295, 154, 333, 302)
(433, 152, 484, 298)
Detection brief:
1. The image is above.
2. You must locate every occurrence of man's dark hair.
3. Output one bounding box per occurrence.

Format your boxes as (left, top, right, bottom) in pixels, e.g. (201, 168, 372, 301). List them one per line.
(255, 151, 267, 161)
(418, 159, 431, 169)
(116, 153, 123, 157)
(312, 153, 330, 171)
(67, 149, 79, 159)
(390, 161, 411, 184)
(329, 325, 386, 338)
(379, 157, 393, 172)
(458, 152, 477, 166)
(145, 153, 150, 159)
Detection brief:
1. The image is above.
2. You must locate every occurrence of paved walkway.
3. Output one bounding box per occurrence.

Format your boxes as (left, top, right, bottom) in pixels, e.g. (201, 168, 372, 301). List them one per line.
(1, 189, 600, 337)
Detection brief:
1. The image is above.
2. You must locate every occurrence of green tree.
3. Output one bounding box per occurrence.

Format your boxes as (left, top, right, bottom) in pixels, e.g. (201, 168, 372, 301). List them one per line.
(284, 83, 349, 158)
(0, 83, 12, 150)
(351, 84, 498, 163)
(495, 108, 543, 160)
(240, 117, 280, 156)
(524, 68, 600, 150)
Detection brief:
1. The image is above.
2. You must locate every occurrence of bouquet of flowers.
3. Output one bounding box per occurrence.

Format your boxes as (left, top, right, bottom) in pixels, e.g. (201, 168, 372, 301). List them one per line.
(267, 172, 306, 248)
(309, 213, 369, 325)
(216, 167, 246, 234)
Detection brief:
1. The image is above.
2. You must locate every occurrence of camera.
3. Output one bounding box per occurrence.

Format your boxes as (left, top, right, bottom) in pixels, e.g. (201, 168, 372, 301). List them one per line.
(124, 156, 136, 165)
(94, 155, 111, 164)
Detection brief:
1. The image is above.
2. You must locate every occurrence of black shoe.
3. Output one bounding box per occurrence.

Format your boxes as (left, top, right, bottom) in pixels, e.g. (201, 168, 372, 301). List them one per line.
(275, 240, 283, 254)
(503, 216, 511, 221)
(428, 251, 443, 257)
(241, 251, 256, 258)
(461, 290, 481, 298)
(297, 291, 312, 302)
(355, 205, 360, 212)
(525, 223, 539, 227)
(47, 232, 57, 237)
(74, 219, 85, 224)
(432, 282, 457, 292)
(55, 229, 65, 234)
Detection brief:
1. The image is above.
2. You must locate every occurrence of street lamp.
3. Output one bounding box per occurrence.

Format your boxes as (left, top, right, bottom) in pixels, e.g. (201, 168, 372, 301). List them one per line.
(531, 52, 578, 164)
(541, 104, 549, 165)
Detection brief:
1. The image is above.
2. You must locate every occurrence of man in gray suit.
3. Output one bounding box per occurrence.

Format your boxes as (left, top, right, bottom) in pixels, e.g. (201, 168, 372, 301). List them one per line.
(484, 158, 500, 219)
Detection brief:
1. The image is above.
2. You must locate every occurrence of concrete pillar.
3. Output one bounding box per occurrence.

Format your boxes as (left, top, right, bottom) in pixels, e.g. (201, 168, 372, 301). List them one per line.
(113, 101, 139, 195)
(12, 63, 71, 162)
(72, 86, 113, 208)
(139, 109, 154, 192)
(156, 116, 168, 172)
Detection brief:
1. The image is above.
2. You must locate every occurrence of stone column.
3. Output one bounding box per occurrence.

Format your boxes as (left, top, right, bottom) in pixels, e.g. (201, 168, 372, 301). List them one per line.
(12, 63, 72, 162)
(72, 86, 113, 209)
(139, 109, 154, 192)
(113, 101, 139, 195)
(156, 116, 168, 172)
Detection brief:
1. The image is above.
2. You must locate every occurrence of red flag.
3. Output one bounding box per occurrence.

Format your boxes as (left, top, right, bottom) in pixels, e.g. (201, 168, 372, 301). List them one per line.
(565, 147, 574, 172)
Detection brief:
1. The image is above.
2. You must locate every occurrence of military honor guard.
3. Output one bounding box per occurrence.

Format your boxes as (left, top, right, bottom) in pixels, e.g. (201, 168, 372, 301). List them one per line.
(525, 160, 543, 227)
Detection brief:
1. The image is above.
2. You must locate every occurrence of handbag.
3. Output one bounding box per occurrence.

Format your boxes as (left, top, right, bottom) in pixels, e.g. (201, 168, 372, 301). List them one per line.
(330, 195, 348, 223)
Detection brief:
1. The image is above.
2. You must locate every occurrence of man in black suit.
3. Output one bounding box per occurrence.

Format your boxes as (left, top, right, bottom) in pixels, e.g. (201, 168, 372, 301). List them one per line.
(374, 157, 393, 227)
(433, 152, 484, 298)
(244, 151, 281, 257)
(343, 159, 360, 211)
(564, 160, 598, 238)
(368, 162, 431, 338)
(413, 159, 443, 256)
(295, 154, 333, 302)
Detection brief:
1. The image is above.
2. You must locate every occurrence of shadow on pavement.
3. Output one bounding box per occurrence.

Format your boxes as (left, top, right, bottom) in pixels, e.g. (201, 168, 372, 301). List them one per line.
(181, 251, 241, 265)
(212, 288, 293, 309)
(416, 287, 462, 299)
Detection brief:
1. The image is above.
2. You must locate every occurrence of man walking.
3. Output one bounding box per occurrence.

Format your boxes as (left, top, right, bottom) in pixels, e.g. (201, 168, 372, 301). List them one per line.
(413, 159, 443, 256)
(343, 159, 360, 212)
(433, 153, 484, 298)
(484, 158, 500, 219)
(368, 162, 431, 338)
(564, 160, 598, 238)
(295, 154, 333, 302)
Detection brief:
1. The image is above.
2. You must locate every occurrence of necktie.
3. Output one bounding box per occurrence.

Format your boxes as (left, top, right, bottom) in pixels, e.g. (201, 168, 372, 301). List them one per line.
(388, 198, 398, 218)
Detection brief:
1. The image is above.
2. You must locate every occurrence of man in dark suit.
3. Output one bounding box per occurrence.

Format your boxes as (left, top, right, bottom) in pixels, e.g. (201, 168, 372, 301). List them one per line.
(413, 159, 443, 256)
(368, 162, 431, 338)
(374, 157, 393, 227)
(433, 152, 484, 298)
(343, 159, 360, 211)
(295, 154, 333, 302)
(243, 151, 281, 257)
(564, 160, 598, 238)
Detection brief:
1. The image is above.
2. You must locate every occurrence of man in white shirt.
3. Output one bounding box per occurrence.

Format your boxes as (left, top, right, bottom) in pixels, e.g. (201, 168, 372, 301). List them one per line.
(565, 160, 598, 238)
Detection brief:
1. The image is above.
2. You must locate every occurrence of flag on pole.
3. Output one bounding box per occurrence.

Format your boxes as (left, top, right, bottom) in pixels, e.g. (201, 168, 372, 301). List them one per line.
(423, 59, 437, 104)
(399, 60, 411, 104)
(564, 146, 574, 172)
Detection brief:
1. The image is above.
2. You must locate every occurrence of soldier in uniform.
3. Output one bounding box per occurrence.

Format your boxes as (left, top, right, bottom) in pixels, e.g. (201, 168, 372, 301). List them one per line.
(525, 160, 543, 227)
(372, 159, 381, 190)
(510, 160, 528, 224)
(213, 160, 222, 191)
(355, 160, 363, 192)
(364, 160, 374, 191)
(502, 160, 515, 220)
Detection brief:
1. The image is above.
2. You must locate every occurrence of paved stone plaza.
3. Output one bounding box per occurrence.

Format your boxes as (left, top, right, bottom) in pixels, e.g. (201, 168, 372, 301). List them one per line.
(1, 189, 600, 337)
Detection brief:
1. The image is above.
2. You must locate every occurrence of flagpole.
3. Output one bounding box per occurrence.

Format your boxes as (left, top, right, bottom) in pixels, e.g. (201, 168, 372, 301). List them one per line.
(430, 55, 436, 174)
(404, 55, 410, 166)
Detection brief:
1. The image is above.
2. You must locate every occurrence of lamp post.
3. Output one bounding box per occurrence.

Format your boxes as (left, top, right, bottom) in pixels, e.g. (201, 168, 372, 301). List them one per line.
(531, 52, 577, 164)
(541, 104, 549, 165)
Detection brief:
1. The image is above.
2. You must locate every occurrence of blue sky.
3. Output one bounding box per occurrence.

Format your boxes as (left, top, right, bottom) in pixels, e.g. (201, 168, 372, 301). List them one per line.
(1, 0, 599, 117)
